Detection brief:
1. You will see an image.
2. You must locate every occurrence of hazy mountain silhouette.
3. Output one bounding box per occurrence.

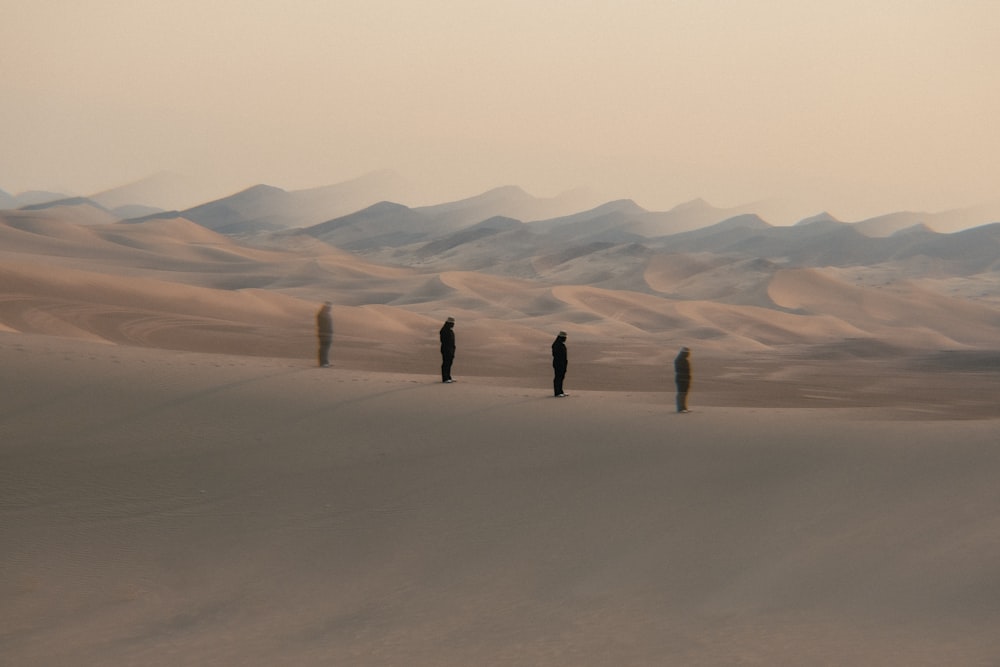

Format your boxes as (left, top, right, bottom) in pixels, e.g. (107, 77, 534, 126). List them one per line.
(295, 186, 607, 250)
(528, 199, 650, 243)
(6, 180, 1000, 359)
(89, 172, 225, 212)
(650, 218, 1000, 276)
(930, 200, 1000, 233)
(8, 190, 70, 208)
(526, 198, 778, 244)
(637, 198, 768, 235)
(177, 171, 420, 234)
(111, 204, 165, 219)
(8, 174, 1000, 296)
(412, 185, 599, 227)
(182, 184, 294, 234)
(277, 185, 1000, 288)
(111, 168, 997, 248)
(794, 212, 842, 228)
(281, 169, 417, 221)
(890, 223, 936, 237)
(298, 201, 431, 250)
(847, 203, 1000, 236)
(888, 223, 1000, 273)
(650, 214, 773, 252)
(416, 216, 523, 258)
(854, 211, 931, 237)
(8, 197, 121, 227)
(20, 196, 108, 211)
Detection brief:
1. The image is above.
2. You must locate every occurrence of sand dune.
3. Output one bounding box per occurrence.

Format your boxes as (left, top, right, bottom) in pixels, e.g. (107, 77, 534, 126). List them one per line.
(643, 255, 778, 307)
(546, 285, 873, 353)
(15, 200, 121, 225)
(769, 268, 1000, 348)
(0, 213, 288, 270)
(4, 201, 1000, 664)
(436, 271, 556, 319)
(0, 259, 313, 355)
(3, 334, 1000, 666)
(551, 285, 687, 334)
(3, 206, 1000, 374)
(643, 252, 734, 292)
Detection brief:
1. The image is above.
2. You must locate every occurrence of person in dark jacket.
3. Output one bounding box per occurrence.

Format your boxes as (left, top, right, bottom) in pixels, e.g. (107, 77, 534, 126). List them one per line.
(674, 346, 691, 412)
(316, 301, 333, 367)
(439, 317, 456, 383)
(552, 330, 568, 397)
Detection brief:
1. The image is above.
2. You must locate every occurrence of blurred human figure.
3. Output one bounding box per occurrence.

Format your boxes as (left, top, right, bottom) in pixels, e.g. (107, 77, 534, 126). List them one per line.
(552, 330, 568, 397)
(439, 316, 456, 383)
(674, 346, 691, 412)
(316, 301, 333, 367)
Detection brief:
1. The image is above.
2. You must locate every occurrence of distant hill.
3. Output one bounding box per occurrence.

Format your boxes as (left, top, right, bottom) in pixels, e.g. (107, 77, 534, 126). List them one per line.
(112, 204, 165, 219)
(5, 182, 1000, 358)
(182, 184, 294, 234)
(89, 172, 225, 211)
(1, 188, 78, 209)
(527, 198, 774, 243)
(19, 196, 109, 212)
(12, 190, 70, 208)
(854, 211, 930, 237)
(850, 202, 1000, 236)
(918, 201, 1000, 234)
(298, 201, 432, 250)
(179, 171, 419, 234)
(411, 185, 600, 226)
(295, 186, 609, 250)
(16, 197, 121, 226)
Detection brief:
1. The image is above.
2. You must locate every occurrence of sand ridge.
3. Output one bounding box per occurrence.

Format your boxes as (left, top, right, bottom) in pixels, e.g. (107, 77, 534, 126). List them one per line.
(4, 207, 1000, 369)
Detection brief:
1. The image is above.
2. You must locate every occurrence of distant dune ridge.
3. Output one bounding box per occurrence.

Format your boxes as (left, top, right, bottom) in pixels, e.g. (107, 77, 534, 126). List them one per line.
(2, 175, 1000, 368)
(3, 176, 1000, 665)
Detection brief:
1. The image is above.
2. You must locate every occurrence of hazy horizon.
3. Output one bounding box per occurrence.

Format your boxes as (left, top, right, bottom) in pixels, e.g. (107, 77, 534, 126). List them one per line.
(2, 0, 998, 221)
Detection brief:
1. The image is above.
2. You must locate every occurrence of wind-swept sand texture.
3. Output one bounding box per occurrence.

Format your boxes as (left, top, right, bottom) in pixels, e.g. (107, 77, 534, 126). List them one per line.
(3, 334, 1000, 666)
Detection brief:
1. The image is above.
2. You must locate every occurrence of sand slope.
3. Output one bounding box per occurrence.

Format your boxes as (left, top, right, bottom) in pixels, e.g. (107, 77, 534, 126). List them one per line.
(4, 202, 1000, 665)
(5, 208, 1000, 366)
(3, 334, 1000, 666)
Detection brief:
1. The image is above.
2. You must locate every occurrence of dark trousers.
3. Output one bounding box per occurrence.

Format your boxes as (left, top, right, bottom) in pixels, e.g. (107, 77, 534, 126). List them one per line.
(442, 353, 454, 381)
(553, 366, 567, 396)
(676, 380, 690, 411)
(318, 337, 332, 366)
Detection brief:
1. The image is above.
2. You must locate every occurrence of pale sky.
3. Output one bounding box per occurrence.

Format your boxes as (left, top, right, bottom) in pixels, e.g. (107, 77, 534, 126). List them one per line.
(2, 0, 998, 220)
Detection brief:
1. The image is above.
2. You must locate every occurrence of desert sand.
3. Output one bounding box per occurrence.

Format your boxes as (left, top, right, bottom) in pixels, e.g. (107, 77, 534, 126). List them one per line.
(3, 202, 1000, 664)
(4, 333, 1000, 666)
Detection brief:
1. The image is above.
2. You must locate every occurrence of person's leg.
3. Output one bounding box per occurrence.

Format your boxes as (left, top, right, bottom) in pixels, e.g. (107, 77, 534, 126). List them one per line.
(554, 369, 565, 396)
(319, 338, 331, 366)
(676, 381, 689, 411)
(442, 354, 454, 382)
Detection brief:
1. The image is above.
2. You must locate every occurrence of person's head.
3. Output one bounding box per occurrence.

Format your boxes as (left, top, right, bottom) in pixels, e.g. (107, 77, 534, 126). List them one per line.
(558, 330, 567, 339)
(680, 346, 690, 357)
(445, 316, 455, 327)
(321, 301, 332, 310)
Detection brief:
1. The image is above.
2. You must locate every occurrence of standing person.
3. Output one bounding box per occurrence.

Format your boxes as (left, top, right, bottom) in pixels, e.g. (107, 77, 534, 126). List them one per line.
(552, 330, 568, 397)
(316, 301, 333, 367)
(439, 316, 456, 383)
(674, 346, 692, 413)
